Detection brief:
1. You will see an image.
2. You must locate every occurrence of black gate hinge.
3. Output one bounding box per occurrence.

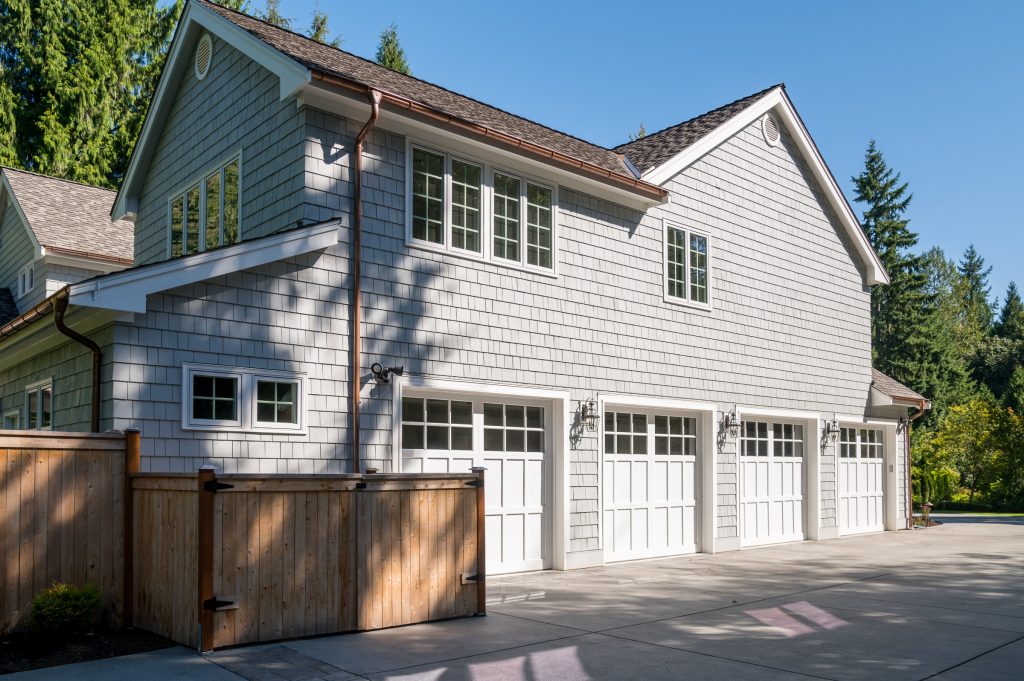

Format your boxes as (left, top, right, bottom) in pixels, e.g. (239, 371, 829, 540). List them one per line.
(203, 597, 237, 611)
(465, 478, 483, 488)
(203, 480, 234, 492)
(355, 482, 367, 490)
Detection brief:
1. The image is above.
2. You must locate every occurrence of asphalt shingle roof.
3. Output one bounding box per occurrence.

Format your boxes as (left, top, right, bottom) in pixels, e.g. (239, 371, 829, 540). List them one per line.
(3, 168, 133, 263)
(201, 1, 636, 179)
(871, 369, 928, 403)
(613, 85, 782, 174)
(0, 288, 18, 326)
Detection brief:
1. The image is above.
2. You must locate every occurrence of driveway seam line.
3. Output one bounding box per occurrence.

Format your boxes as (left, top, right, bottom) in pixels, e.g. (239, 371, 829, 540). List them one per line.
(813, 591, 1024, 622)
(915, 632, 1024, 681)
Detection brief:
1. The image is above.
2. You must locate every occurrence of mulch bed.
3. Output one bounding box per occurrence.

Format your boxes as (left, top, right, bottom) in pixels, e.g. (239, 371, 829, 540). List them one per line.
(0, 628, 174, 675)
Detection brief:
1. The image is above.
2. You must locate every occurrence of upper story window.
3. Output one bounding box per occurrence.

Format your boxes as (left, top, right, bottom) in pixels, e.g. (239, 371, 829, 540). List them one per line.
(665, 223, 710, 308)
(169, 156, 240, 258)
(182, 363, 305, 433)
(407, 143, 557, 274)
(25, 380, 52, 431)
(17, 262, 34, 299)
(3, 408, 20, 430)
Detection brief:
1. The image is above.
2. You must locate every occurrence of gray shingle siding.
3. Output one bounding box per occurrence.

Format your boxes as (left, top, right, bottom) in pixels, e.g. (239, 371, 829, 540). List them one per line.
(133, 35, 305, 265)
(0, 202, 35, 312)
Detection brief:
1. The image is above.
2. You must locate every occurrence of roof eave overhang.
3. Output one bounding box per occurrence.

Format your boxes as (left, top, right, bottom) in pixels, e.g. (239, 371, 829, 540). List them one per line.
(635, 88, 890, 287)
(40, 245, 133, 272)
(69, 219, 341, 314)
(112, 0, 311, 221)
(869, 386, 931, 411)
(302, 76, 666, 211)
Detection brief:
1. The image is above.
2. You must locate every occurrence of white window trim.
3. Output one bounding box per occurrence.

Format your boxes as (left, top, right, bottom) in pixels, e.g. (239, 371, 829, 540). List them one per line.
(3, 408, 21, 430)
(167, 151, 242, 259)
(405, 139, 560, 279)
(25, 378, 53, 431)
(182, 363, 306, 434)
(17, 262, 34, 299)
(663, 220, 712, 311)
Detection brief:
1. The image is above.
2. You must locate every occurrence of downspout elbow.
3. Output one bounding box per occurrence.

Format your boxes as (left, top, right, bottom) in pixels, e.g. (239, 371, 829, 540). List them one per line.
(53, 289, 102, 432)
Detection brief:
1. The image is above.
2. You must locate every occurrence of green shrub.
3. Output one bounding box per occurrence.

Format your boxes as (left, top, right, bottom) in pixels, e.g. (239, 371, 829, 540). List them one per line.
(30, 582, 102, 634)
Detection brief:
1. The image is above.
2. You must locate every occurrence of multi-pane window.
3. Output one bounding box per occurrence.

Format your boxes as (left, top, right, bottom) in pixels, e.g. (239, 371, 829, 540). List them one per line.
(256, 380, 298, 425)
(485, 403, 544, 452)
(170, 156, 240, 258)
(401, 397, 473, 450)
(412, 148, 445, 244)
(2, 409, 19, 430)
(25, 381, 52, 431)
(666, 224, 711, 306)
(451, 159, 482, 252)
(604, 411, 648, 455)
(492, 173, 521, 261)
(841, 428, 883, 459)
(408, 144, 556, 271)
(743, 421, 805, 458)
(17, 262, 35, 299)
(655, 415, 697, 455)
(192, 375, 238, 422)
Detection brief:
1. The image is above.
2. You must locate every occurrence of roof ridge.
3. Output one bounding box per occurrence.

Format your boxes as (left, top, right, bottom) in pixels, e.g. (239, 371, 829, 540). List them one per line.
(199, 0, 619, 153)
(1, 166, 118, 194)
(612, 83, 784, 151)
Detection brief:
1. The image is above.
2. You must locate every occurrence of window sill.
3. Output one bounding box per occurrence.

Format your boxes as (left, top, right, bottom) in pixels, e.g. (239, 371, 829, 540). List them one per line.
(181, 423, 307, 436)
(405, 237, 559, 280)
(663, 295, 712, 313)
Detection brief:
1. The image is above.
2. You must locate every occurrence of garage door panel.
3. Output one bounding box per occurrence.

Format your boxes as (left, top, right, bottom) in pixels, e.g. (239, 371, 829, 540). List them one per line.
(839, 428, 885, 535)
(741, 420, 806, 547)
(502, 459, 525, 508)
(652, 461, 669, 502)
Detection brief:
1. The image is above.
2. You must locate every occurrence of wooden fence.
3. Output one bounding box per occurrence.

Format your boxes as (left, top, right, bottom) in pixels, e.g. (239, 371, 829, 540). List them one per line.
(0, 430, 136, 634)
(132, 467, 485, 651)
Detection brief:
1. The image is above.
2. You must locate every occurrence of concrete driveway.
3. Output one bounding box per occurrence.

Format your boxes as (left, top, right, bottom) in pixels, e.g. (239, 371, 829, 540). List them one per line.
(11, 515, 1024, 681)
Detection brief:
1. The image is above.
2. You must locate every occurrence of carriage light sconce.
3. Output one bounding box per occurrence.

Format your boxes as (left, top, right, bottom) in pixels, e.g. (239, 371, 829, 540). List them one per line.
(370, 363, 404, 383)
(580, 398, 599, 432)
(824, 418, 841, 443)
(720, 410, 740, 438)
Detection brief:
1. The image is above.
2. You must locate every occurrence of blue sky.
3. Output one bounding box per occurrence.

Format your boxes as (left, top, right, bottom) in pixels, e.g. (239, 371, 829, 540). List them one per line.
(239, 0, 1022, 302)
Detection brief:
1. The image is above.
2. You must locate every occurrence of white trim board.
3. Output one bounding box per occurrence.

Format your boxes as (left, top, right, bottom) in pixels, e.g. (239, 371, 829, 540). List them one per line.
(639, 87, 889, 287)
(69, 219, 341, 313)
(112, 0, 310, 220)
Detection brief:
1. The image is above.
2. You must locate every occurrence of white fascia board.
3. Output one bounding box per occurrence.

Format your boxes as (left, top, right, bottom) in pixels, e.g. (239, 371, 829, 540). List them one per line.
(112, 2, 310, 220)
(301, 84, 664, 213)
(68, 220, 341, 314)
(0, 173, 43, 258)
(869, 387, 930, 410)
(43, 251, 131, 274)
(638, 88, 889, 287)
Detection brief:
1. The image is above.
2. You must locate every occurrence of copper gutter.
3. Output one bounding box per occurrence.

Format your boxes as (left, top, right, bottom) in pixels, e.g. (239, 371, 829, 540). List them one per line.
(53, 289, 102, 432)
(310, 71, 667, 203)
(0, 292, 58, 340)
(350, 89, 382, 474)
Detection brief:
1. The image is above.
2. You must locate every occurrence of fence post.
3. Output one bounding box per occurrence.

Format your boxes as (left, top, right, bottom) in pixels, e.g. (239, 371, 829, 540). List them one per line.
(197, 466, 216, 652)
(123, 429, 141, 627)
(471, 466, 486, 616)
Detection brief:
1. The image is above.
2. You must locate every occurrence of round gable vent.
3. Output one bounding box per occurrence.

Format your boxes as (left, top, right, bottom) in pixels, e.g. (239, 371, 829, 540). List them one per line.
(761, 113, 781, 147)
(195, 33, 213, 81)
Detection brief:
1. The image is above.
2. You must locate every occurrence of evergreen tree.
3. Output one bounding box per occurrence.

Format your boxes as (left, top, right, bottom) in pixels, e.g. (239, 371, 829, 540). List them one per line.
(1007, 365, 1024, 415)
(309, 8, 341, 47)
(997, 282, 1024, 340)
(957, 244, 994, 334)
(852, 141, 931, 387)
(629, 123, 647, 141)
(259, 0, 292, 29)
(0, 0, 178, 186)
(375, 23, 411, 75)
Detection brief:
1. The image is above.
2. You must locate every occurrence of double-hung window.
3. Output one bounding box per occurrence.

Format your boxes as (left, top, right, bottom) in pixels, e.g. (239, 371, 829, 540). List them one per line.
(182, 364, 305, 433)
(408, 144, 557, 273)
(665, 223, 710, 307)
(25, 380, 52, 431)
(17, 262, 34, 299)
(170, 156, 240, 258)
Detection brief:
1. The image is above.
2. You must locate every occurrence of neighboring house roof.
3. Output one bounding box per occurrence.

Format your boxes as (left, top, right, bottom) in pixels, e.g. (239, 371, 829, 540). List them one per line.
(613, 85, 781, 174)
(0, 289, 18, 326)
(1, 167, 134, 264)
(870, 369, 931, 409)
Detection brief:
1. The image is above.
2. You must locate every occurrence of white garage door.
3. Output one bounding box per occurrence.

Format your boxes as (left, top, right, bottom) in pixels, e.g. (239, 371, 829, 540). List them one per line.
(400, 395, 550, 574)
(740, 421, 805, 546)
(839, 427, 885, 535)
(603, 409, 699, 561)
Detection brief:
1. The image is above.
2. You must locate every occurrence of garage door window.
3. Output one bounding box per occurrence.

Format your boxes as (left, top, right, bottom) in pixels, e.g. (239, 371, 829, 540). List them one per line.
(742, 421, 769, 456)
(604, 411, 647, 454)
(655, 415, 697, 455)
(485, 403, 544, 452)
(401, 397, 473, 450)
(840, 428, 883, 458)
(772, 423, 804, 457)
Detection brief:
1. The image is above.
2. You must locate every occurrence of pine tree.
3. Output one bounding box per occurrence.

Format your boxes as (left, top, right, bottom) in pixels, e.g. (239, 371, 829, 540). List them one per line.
(0, 0, 178, 186)
(852, 141, 931, 387)
(630, 123, 647, 141)
(997, 282, 1024, 340)
(309, 8, 341, 47)
(958, 244, 994, 333)
(375, 23, 411, 75)
(1007, 365, 1024, 414)
(259, 0, 292, 29)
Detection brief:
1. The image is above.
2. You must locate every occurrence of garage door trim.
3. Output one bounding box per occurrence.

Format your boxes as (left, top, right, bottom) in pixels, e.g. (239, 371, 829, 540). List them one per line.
(836, 416, 900, 533)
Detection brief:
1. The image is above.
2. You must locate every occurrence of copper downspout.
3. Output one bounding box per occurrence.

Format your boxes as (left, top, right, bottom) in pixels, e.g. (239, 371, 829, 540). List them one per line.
(906, 400, 927, 529)
(310, 71, 666, 203)
(53, 289, 102, 432)
(350, 89, 382, 474)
